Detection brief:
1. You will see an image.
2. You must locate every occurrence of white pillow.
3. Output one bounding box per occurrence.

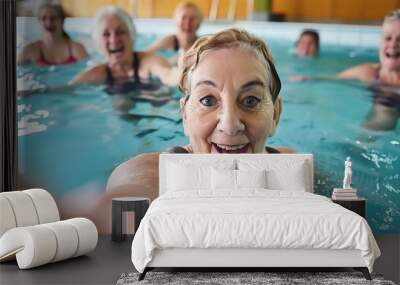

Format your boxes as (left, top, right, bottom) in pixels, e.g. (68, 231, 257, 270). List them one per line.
(167, 160, 236, 192)
(238, 159, 309, 191)
(167, 163, 209, 191)
(211, 168, 236, 190)
(211, 169, 268, 190)
(236, 169, 267, 189)
(266, 166, 307, 191)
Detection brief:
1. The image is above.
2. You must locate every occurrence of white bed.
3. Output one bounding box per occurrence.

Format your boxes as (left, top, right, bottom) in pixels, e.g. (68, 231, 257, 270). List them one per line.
(131, 154, 380, 280)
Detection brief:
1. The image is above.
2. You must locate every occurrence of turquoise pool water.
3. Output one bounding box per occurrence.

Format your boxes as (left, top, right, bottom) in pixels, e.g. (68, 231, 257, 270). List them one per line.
(17, 23, 399, 234)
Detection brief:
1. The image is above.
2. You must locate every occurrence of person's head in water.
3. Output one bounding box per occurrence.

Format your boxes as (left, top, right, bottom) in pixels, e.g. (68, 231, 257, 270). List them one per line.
(380, 9, 400, 72)
(37, 4, 70, 39)
(295, 29, 319, 57)
(174, 1, 203, 41)
(179, 28, 282, 154)
(93, 6, 136, 66)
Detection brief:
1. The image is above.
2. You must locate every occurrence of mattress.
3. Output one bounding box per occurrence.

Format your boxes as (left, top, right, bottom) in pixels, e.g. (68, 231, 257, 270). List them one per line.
(131, 190, 380, 273)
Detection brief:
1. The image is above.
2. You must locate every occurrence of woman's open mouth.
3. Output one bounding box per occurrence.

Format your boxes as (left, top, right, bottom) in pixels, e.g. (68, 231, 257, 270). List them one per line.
(44, 27, 55, 32)
(385, 51, 400, 59)
(211, 143, 250, 154)
(109, 47, 124, 54)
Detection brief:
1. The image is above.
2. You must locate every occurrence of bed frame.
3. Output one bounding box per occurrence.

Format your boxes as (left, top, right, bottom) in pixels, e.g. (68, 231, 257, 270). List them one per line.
(138, 154, 372, 281)
(140, 248, 371, 280)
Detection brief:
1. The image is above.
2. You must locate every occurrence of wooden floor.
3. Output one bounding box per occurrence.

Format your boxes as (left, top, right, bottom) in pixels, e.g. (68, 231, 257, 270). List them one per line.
(1, 235, 398, 284)
(0, 235, 133, 285)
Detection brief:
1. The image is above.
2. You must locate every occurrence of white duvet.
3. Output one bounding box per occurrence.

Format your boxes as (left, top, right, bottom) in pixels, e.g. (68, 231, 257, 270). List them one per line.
(131, 190, 380, 273)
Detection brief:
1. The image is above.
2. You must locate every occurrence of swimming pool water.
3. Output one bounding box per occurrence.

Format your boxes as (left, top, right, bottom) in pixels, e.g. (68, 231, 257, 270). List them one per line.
(17, 23, 399, 234)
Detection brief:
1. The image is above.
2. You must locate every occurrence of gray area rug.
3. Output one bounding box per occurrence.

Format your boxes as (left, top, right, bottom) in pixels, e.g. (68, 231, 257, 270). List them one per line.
(116, 271, 396, 285)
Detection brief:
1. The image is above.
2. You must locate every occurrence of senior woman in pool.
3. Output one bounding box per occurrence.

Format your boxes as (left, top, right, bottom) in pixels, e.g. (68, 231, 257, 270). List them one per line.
(17, 3, 87, 66)
(60, 29, 291, 233)
(291, 9, 400, 130)
(172, 28, 282, 153)
(145, 1, 203, 64)
(71, 5, 179, 87)
(337, 9, 400, 85)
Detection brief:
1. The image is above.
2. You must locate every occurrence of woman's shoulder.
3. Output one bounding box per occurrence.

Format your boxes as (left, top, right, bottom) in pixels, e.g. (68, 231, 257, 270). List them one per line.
(69, 40, 88, 59)
(137, 51, 171, 73)
(338, 63, 378, 82)
(144, 34, 176, 53)
(106, 152, 160, 189)
(70, 63, 108, 84)
(138, 50, 162, 62)
(354, 63, 379, 74)
(18, 41, 41, 62)
(110, 152, 160, 176)
(24, 40, 41, 50)
(158, 34, 176, 44)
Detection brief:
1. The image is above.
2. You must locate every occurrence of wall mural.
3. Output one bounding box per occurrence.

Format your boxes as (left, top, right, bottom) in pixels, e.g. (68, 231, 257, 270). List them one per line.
(17, 4, 399, 234)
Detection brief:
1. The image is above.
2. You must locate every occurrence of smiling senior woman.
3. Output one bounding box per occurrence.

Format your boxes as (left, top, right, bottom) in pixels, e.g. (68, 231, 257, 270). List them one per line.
(71, 5, 179, 87)
(175, 28, 282, 154)
(61, 29, 290, 233)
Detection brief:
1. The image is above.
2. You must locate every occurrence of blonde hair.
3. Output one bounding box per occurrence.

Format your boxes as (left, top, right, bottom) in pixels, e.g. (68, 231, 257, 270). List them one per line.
(93, 6, 136, 51)
(383, 9, 400, 23)
(174, 1, 203, 23)
(38, 4, 70, 39)
(179, 28, 281, 103)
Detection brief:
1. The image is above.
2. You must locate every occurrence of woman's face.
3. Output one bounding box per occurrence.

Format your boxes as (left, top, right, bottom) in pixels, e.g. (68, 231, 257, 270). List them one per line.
(296, 34, 317, 57)
(380, 20, 400, 71)
(101, 15, 133, 65)
(39, 7, 63, 36)
(181, 47, 281, 154)
(175, 7, 200, 38)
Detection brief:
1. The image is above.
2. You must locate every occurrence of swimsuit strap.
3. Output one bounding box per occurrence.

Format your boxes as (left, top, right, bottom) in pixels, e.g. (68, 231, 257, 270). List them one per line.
(38, 42, 50, 65)
(133, 52, 141, 83)
(106, 52, 140, 88)
(67, 41, 74, 59)
(173, 35, 180, 52)
(105, 65, 114, 85)
(375, 64, 381, 81)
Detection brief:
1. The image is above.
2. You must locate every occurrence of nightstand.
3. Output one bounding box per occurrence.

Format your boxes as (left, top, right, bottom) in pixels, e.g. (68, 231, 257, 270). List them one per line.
(112, 197, 150, 242)
(332, 198, 366, 218)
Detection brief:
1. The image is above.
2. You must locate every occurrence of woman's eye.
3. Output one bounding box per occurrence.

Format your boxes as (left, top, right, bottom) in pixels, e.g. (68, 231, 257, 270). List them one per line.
(199, 96, 217, 107)
(242, 96, 261, 108)
(116, 29, 126, 36)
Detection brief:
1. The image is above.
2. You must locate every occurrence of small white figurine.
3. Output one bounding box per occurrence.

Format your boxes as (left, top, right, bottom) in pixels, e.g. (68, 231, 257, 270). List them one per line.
(343, 157, 352, 189)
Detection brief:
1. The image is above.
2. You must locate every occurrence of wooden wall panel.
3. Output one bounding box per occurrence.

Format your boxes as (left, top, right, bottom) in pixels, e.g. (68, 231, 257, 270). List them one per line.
(271, 0, 400, 23)
(61, 0, 132, 17)
(271, 0, 300, 21)
(136, 0, 211, 18)
(114, 0, 132, 15)
(332, 0, 364, 22)
(362, 0, 399, 22)
(152, 0, 181, 18)
(60, 0, 400, 22)
(300, 0, 332, 22)
(215, 0, 247, 19)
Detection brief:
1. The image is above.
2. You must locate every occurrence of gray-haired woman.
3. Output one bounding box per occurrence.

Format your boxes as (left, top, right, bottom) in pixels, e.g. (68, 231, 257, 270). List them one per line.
(72, 5, 179, 87)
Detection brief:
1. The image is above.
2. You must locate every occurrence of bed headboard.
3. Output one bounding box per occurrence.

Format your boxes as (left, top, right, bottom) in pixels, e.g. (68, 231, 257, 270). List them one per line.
(159, 154, 314, 195)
